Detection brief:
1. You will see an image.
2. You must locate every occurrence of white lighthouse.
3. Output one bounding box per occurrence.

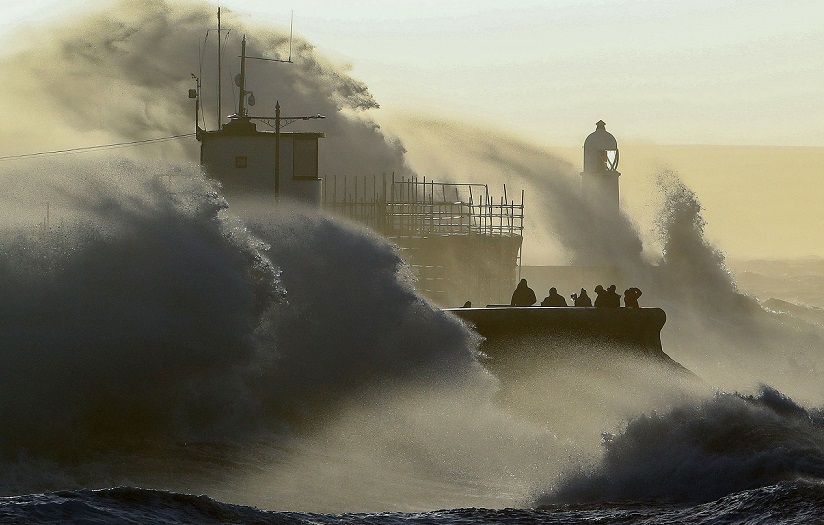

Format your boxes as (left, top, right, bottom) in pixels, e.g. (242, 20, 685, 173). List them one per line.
(581, 120, 620, 216)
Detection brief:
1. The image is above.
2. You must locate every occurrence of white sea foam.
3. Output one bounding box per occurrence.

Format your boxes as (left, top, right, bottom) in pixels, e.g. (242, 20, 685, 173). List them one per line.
(0, 0, 823, 514)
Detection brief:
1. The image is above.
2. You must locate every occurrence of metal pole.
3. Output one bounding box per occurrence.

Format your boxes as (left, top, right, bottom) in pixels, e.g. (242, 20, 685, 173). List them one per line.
(217, 7, 221, 129)
(193, 90, 199, 133)
(275, 100, 281, 199)
(239, 36, 247, 117)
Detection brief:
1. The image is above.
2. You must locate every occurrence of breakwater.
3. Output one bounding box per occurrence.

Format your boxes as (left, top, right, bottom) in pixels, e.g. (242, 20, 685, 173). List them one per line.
(446, 307, 683, 369)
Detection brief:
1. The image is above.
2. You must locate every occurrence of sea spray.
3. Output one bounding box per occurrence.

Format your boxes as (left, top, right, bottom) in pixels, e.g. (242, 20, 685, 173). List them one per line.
(2, 1, 821, 400)
(384, 116, 646, 268)
(536, 385, 824, 506)
(0, 160, 482, 439)
(0, 159, 278, 453)
(389, 115, 824, 403)
(0, 158, 557, 511)
(645, 171, 824, 402)
(242, 205, 486, 424)
(652, 169, 743, 311)
(0, 0, 411, 180)
(0, 159, 679, 512)
(1, 0, 824, 516)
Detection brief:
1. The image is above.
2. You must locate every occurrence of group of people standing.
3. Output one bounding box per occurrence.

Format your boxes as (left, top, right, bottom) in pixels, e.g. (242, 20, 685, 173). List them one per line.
(510, 279, 642, 308)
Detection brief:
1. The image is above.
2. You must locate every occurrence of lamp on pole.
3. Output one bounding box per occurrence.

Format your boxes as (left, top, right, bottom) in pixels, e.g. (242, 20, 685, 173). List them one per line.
(230, 34, 324, 201)
(275, 101, 281, 197)
(248, 105, 325, 201)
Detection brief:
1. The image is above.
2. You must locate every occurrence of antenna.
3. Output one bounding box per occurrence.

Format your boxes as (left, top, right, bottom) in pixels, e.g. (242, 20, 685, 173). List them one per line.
(289, 10, 294, 62)
(239, 12, 295, 66)
(217, 7, 222, 129)
(238, 35, 247, 116)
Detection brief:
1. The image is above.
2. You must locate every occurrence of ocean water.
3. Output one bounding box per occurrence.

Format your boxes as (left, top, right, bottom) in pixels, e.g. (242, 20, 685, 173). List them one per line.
(0, 162, 822, 524)
(2, 3, 824, 522)
(3, 480, 824, 525)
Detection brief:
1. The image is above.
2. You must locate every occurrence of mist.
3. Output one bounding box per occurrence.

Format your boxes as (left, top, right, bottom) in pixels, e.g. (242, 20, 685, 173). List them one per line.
(0, 158, 696, 511)
(0, 0, 412, 179)
(1, 0, 823, 514)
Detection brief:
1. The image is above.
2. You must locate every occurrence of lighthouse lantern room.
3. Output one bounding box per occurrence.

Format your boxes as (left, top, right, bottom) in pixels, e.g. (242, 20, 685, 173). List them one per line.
(581, 120, 620, 216)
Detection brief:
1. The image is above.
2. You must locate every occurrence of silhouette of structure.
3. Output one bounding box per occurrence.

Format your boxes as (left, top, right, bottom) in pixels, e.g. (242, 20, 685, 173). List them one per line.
(581, 120, 620, 217)
(187, 17, 676, 367)
(194, 36, 326, 205)
(324, 174, 524, 307)
(446, 306, 679, 370)
(520, 120, 624, 298)
(190, 31, 633, 312)
(190, 32, 524, 309)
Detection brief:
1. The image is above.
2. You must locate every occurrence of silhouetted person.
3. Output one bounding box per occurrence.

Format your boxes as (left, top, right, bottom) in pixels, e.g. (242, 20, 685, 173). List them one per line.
(541, 287, 567, 307)
(574, 288, 592, 307)
(594, 284, 606, 307)
(605, 284, 621, 307)
(511, 278, 537, 306)
(462, 300, 472, 308)
(623, 287, 642, 308)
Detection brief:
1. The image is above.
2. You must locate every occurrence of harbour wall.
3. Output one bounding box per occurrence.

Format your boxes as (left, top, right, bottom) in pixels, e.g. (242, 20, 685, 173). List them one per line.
(445, 307, 686, 372)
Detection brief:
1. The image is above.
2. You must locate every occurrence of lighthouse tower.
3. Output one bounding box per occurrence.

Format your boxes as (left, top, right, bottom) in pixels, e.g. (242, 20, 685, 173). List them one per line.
(581, 120, 620, 216)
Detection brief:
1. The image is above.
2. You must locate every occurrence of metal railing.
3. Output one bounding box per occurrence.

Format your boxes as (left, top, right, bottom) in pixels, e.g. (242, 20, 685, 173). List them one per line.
(322, 173, 524, 239)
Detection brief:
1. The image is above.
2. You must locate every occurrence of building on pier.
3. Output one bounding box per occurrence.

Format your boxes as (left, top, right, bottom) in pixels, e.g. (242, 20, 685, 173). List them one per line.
(323, 174, 524, 307)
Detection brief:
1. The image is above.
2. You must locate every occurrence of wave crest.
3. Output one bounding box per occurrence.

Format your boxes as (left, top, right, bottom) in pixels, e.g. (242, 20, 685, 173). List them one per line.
(536, 385, 824, 505)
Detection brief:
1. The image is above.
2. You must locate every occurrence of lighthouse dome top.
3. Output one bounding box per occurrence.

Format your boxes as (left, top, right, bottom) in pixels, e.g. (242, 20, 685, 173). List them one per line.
(583, 120, 619, 172)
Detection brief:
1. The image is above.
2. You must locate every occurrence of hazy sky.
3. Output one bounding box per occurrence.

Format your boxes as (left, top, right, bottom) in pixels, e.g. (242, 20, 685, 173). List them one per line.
(3, 0, 823, 260)
(5, 0, 823, 147)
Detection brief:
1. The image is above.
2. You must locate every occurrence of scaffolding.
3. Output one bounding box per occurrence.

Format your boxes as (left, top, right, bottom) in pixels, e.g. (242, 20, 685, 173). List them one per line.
(323, 173, 525, 307)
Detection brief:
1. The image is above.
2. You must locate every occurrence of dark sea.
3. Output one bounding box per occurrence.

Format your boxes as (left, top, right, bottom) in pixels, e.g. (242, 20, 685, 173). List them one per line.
(3, 480, 824, 525)
(0, 162, 822, 524)
(2, 3, 824, 521)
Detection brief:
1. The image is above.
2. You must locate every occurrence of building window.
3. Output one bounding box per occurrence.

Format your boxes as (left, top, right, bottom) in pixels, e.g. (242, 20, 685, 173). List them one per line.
(292, 139, 318, 179)
(235, 156, 248, 168)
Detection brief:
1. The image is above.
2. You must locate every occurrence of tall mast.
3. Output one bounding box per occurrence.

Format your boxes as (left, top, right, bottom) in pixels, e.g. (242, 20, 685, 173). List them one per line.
(217, 7, 222, 128)
(238, 35, 247, 117)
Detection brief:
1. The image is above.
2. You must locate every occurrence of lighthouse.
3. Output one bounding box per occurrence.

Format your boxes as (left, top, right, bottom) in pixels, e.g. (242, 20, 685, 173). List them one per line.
(581, 120, 620, 216)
